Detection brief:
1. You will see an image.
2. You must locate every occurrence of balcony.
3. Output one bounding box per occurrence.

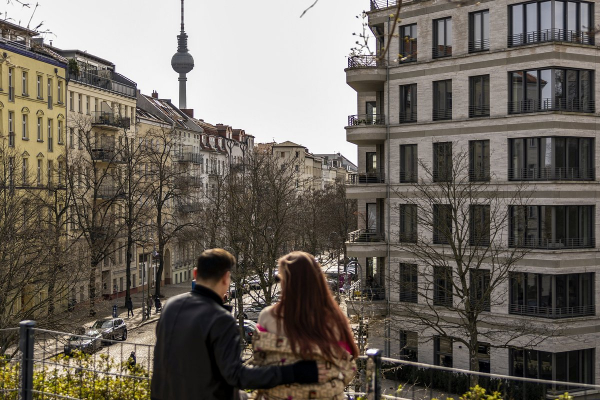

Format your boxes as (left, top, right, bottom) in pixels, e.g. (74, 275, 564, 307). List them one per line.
(508, 29, 594, 47)
(469, 168, 490, 182)
(468, 39, 490, 53)
(97, 185, 124, 200)
(175, 152, 202, 164)
(346, 56, 386, 92)
(69, 70, 137, 98)
(509, 237, 595, 250)
(348, 114, 385, 126)
(399, 109, 417, 124)
(508, 98, 595, 114)
(508, 167, 594, 181)
(174, 176, 203, 189)
(509, 304, 595, 319)
(347, 229, 385, 243)
(91, 147, 121, 163)
(176, 202, 202, 214)
(469, 105, 490, 118)
(347, 172, 385, 185)
(346, 115, 386, 145)
(91, 111, 131, 130)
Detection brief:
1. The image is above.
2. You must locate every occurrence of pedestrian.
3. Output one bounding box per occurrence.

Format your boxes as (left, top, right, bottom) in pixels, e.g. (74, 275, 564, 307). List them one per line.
(152, 248, 323, 400)
(252, 251, 358, 400)
(128, 351, 136, 368)
(154, 296, 161, 313)
(126, 297, 134, 318)
(146, 297, 152, 318)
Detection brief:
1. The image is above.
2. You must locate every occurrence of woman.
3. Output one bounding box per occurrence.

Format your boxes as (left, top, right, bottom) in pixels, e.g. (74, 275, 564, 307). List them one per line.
(252, 251, 358, 399)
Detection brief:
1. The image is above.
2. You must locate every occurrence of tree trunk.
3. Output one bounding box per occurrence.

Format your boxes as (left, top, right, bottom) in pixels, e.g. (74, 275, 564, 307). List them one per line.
(88, 261, 98, 316)
(125, 236, 133, 306)
(154, 243, 164, 298)
(469, 334, 480, 387)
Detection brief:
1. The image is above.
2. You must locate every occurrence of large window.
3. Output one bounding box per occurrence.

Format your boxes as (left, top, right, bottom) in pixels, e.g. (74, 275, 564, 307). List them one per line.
(433, 266, 453, 306)
(470, 270, 491, 312)
(510, 205, 595, 249)
(433, 142, 452, 182)
(399, 84, 417, 123)
(510, 348, 594, 388)
(433, 80, 452, 121)
(434, 337, 453, 367)
(509, 68, 594, 113)
(470, 205, 490, 246)
(399, 263, 418, 303)
(469, 10, 489, 52)
(469, 75, 490, 117)
(400, 144, 417, 183)
(434, 204, 452, 245)
(399, 24, 417, 62)
(509, 1, 594, 47)
(509, 137, 594, 181)
(400, 331, 418, 361)
(433, 17, 452, 58)
(399, 204, 417, 243)
(510, 272, 594, 318)
(469, 140, 489, 181)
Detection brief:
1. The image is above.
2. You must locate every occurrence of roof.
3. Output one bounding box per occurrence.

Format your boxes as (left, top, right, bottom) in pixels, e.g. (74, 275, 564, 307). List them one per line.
(275, 141, 303, 148)
(139, 93, 203, 133)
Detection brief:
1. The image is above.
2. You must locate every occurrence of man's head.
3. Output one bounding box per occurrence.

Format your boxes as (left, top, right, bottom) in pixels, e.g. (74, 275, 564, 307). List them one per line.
(196, 248, 235, 297)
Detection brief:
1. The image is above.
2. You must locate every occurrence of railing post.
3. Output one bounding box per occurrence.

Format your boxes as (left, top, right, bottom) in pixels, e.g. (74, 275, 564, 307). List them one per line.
(19, 320, 36, 400)
(366, 348, 382, 400)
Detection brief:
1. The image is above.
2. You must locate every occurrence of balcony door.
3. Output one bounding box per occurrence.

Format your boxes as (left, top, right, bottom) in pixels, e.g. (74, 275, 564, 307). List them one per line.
(366, 101, 377, 124)
(367, 203, 377, 233)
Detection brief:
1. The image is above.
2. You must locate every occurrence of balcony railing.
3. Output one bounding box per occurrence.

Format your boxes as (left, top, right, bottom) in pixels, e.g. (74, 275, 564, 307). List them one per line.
(91, 111, 131, 129)
(469, 39, 490, 53)
(370, 0, 397, 9)
(399, 292, 418, 303)
(508, 98, 595, 114)
(432, 107, 452, 121)
(469, 104, 490, 118)
(400, 171, 417, 183)
(347, 172, 385, 184)
(469, 168, 490, 182)
(509, 303, 595, 319)
(509, 237, 595, 249)
(432, 45, 452, 58)
(175, 152, 202, 164)
(433, 295, 453, 307)
(399, 232, 417, 243)
(508, 167, 595, 181)
(399, 108, 417, 123)
(347, 55, 386, 69)
(508, 29, 595, 47)
(91, 148, 121, 163)
(69, 70, 137, 98)
(347, 229, 385, 243)
(348, 114, 385, 126)
(97, 185, 124, 199)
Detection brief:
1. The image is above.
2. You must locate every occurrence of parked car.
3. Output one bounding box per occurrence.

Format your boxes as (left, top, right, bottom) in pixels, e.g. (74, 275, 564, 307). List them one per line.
(91, 318, 128, 342)
(236, 320, 258, 345)
(237, 303, 266, 322)
(64, 330, 103, 355)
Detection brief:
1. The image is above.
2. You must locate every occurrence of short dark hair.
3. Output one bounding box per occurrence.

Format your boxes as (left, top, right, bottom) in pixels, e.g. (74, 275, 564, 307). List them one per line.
(196, 249, 235, 282)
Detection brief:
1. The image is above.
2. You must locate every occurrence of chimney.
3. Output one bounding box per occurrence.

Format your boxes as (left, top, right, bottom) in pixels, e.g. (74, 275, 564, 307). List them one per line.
(181, 108, 194, 118)
(151, 90, 159, 99)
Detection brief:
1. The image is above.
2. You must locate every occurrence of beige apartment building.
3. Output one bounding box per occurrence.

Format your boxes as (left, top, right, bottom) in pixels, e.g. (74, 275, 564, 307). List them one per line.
(346, 0, 600, 389)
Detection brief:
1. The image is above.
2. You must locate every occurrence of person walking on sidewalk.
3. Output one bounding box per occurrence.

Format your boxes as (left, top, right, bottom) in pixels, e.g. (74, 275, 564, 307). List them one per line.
(151, 248, 323, 400)
(126, 297, 134, 318)
(146, 297, 152, 318)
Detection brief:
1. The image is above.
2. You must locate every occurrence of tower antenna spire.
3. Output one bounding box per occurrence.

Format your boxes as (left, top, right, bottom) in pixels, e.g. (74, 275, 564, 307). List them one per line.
(181, 0, 185, 32)
(172, 0, 194, 109)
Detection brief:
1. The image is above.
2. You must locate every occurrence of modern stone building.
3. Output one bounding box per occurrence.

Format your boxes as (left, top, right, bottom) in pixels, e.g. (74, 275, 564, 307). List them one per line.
(346, 0, 600, 389)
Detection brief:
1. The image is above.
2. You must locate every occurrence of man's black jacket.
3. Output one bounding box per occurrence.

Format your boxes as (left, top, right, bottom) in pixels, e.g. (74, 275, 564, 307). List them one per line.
(151, 285, 304, 400)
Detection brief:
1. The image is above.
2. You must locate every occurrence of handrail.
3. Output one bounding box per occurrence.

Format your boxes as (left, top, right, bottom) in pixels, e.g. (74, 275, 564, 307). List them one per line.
(399, 108, 417, 123)
(468, 38, 490, 52)
(508, 98, 595, 114)
(347, 172, 385, 185)
(509, 303, 595, 318)
(508, 28, 595, 47)
(347, 229, 385, 243)
(347, 114, 386, 126)
(347, 55, 386, 69)
(508, 167, 595, 181)
(509, 237, 595, 249)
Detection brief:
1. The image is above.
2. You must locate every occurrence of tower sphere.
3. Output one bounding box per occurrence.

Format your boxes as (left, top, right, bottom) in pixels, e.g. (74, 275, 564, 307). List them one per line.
(171, 50, 194, 74)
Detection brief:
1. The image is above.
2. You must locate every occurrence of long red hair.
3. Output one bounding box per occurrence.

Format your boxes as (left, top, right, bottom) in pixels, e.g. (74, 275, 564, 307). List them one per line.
(274, 252, 359, 361)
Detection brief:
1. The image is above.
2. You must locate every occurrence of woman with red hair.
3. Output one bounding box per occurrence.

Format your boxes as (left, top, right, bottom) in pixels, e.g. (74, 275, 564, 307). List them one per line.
(252, 251, 358, 399)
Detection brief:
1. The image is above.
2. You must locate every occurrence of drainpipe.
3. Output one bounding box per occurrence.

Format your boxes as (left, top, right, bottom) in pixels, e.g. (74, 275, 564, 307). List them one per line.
(385, 14, 392, 358)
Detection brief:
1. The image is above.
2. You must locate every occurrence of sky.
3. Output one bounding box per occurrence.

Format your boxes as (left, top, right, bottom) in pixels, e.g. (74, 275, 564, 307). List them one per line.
(6, 0, 367, 164)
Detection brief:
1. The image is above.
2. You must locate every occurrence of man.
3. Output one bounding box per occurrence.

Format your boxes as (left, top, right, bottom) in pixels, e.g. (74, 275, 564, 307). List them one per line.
(152, 249, 320, 400)
(125, 297, 134, 318)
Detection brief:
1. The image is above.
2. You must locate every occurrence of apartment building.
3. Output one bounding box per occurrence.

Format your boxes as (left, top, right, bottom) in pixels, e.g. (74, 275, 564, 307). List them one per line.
(314, 153, 358, 186)
(346, 0, 599, 388)
(268, 141, 324, 190)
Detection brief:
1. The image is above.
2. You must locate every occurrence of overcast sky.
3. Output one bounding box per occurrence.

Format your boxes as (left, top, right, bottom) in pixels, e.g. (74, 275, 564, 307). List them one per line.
(7, 0, 366, 163)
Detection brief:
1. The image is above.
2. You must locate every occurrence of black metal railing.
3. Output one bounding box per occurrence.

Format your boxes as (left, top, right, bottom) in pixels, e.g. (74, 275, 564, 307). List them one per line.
(347, 172, 385, 184)
(469, 104, 490, 118)
(469, 168, 490, 182)
(508, 98, 594, 114)
(432, 170, 453, 182)
(91, 111, 131, 129)
(370, 0, 399, 9)
(69, 70, 137, 98)
(469, 39, 490, 53)
(347, 229, 386, 243)
(509, 304, 595, 319)
(175, 152, 202, 164)
(91, 148, 121, 163)
(399, 108, 417, 123)
(432, 45, 452, 58)
(347, 55, 386, 69)
(508, 167, 595, 181)
(97, 185, 124, 199)
(432, 107, 452, 121)
(433, 295, 453, 307)
(400, 292, 418, 303)
(508, 29, 594, 47)
(348, 114, 386, 126)
(400, 171, 417, 183)
(509, 237, 595, 249)
(399, 232, 417, 243)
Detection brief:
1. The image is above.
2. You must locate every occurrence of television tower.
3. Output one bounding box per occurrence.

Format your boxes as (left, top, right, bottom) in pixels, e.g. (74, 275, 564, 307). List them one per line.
(171, 0, 194, 109)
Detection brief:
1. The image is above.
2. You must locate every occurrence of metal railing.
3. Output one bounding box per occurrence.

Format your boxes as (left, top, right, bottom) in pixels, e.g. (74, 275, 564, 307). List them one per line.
(347, 229, 386, 243)
(508, 167, 595, 181)
(468, 39, 490, 52)
(399, 171, 417, 183)
(432, 170, 453, 182)
(508, 28, 595, 47)
(91, 111, 131, 129)
(69, 71, 137, 98)
(399, 292, 418, 303)
(347, 55, 386, 69)
(348, 114, 386, 126)
(432, 45, 452, 58)
(399, 232, 417, 243)
(97, 184, 124, 199)
(175, 152, 203, 164)
(508, 98, 595, 114)
(509, 237, 595, 249)
(91, 148, 122, 163)
(347, 172, 385, 184)
(469, 104, 490, 118)
(399, 109, 417, 123)
(509, 304, 595, 319)
(469, 168, 490, 182)
(432, 107, 452, 121)
(433, 294, 453, 307)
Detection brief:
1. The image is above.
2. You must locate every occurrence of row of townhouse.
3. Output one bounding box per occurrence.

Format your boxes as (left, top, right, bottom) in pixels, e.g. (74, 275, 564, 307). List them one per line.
(345, 0, 600, 392)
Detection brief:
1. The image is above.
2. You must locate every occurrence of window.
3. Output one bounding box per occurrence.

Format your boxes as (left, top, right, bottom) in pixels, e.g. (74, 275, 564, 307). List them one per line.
(399, 263, 418, 303)
(399, 24, 417, 62)
(47, 119, 53, 152)
(469, 140, 489, 181)
(21, 71, 27, 96)
(434, 337, 453, 367)
(8, 111, 14, 147)
(69, 91, 74, 111)
(509, 68, 594, 113)
(69, 127, 74, 148)
(47, 160, 53, 186)
(510, 272, 594, 318)
(400, 144, 417, 182)
(37, 159, 42, 185)
(399, 331, 418, 361)
(434, 266, 453, 306)
(433, 80, 452, 121)
(399, 84, 417, 123)
(22, 158, 28, 185)
(37, 117, 42, 142)
(8, 68, 14, 101)
(399, 204, 417, 243)
(469, 10, 489, 52)
(8, 157, 14, 186)
(469, 75, 490, 117)
(470, 205, 490, 246)
(477, 343, 491, 373)
(57, 81, 62, 103)
(86, 96, 90, 115)
(37, 75, 42, 98)
(78, 94, 82, 113)
(58, 161, 63, 185)
(57, 121, 63, 144)
(509, 1, 594, 47)
(509, 137, 593, 180)
(78, 129, 83, 150)
(47, 78, 53, 108)
(470, 269, 491, 311)
(433, 142, 452, 182)
(21, 114, 27, 139)
(433, 204, 452, 245)
(433, 17, 452, 58)
(510, 205, 594, 249)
